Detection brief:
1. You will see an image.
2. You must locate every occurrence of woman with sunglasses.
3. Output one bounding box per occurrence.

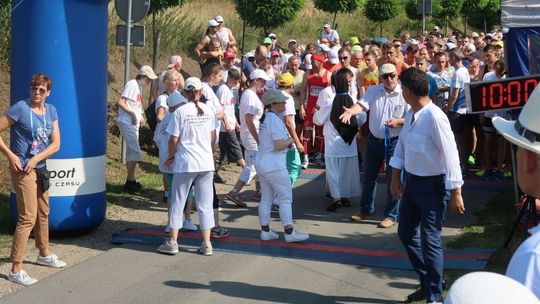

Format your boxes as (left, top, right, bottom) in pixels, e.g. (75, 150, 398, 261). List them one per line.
(0, 74, 66, 286)
(158, 77, 217, 256)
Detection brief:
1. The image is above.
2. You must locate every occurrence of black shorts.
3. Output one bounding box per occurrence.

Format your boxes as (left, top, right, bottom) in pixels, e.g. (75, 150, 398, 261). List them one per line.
(482, 116, 497, 133)
(219, 131, 243, 163)
(449, 112, 478, 135)
(295, 109, 304, 125)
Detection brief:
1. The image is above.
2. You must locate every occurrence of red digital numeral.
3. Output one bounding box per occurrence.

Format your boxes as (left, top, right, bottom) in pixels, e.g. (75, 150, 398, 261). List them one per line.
(507, 80, 521, 106)
(524, 79, 538, 103)
(490, 83, 504, 108)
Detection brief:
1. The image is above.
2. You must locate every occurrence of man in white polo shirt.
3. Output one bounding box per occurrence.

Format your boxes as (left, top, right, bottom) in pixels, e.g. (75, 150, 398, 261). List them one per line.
(321, 22, 340, 47)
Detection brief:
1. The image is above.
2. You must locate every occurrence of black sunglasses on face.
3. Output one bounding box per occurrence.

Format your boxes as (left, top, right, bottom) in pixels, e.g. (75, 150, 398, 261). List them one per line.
(339, 56, 348, 61)
(381, 74, 396, 80)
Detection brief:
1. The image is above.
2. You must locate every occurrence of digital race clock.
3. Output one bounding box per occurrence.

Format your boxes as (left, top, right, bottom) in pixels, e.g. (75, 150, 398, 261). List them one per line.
(465, 74, 540, 113)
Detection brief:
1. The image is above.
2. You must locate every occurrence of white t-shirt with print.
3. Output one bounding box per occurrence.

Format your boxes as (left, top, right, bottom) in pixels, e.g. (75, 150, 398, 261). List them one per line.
(117, 79, 143, 126)
(239, 89, 264, 151)
(166, 102, 216, 173)
(255, 111, 290, 174)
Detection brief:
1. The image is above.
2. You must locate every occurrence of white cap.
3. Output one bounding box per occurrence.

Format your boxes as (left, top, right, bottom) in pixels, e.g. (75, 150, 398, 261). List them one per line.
(167, 55, 182, 68)
(184, 77, 203, 91)
(323, 22, 330, 28)
(446, 42, 457, 50)
(329, 48, 339, 64)
(433, 25, 439, 30)
(166, 91, 188, 107)
(138, 65, 157, 80)
(319, 44, 331, 52)
(269, 33, 277, 39)
(446, 272, 540, 304)
(288, 39, 297, 45)
(249, 69, 272, 81)
(208, 19, 219, 27)
(215, 15, 224, 23)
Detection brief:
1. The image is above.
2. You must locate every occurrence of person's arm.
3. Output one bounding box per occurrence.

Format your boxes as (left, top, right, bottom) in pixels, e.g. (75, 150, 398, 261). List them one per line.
(339, 103, 364, 124)
(431, 113, 465, 214)
(25, 119, 61, 173)
(389, 129, 406, 199)
(446, 86, 459, 111)
(298, 72, 309, 120)
(210, 129, 217, 148)
(164, 135, 179, 170)
(0, 114, 22, 171)
(245, 113, 259, 144)
(118, 97, 138, 125)
(386, 118, 405, 128)
(156, 106, 166, 123)
(273, 137, 294, 151)
(284, 115, 303, 153)
(227, 28, 237, 46)
(195, 36, 216, 59)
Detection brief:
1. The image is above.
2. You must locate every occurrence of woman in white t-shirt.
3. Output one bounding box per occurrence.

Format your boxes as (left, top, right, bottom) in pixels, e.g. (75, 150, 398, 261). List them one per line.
(154, 69, 181, 203)
(116, 65, 157, 193)
(157, 77, 217, 256)
(256, 89, 309, 243)
(225, 69, 271, 207)
(313, 68, 361, 211)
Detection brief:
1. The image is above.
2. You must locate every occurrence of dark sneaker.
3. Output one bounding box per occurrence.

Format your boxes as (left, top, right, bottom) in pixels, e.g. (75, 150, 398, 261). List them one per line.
(123, 181, 138, 193)
(211, 226, 229, 239)
(214, 173, 225, 183)
(133, 181, 142, 190)
(405, 287, 425, 303)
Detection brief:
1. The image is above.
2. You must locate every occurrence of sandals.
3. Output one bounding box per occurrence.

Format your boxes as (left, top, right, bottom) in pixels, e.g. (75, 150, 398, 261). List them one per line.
(326, 200, 343, 212)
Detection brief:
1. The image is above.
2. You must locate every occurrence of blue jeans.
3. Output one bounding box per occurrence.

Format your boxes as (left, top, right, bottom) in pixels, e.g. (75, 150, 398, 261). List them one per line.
(397, 174, 449, 303)
(359, 135, 399, 221)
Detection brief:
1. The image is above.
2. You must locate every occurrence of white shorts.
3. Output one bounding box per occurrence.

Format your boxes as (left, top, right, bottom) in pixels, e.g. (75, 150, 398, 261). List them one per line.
(117, 122, 142, 162)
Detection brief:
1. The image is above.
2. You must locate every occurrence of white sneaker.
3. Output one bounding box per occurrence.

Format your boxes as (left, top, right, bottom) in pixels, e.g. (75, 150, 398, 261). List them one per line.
(36, 254, 67, 268)
(284, 230, 309, 243)
(157, 240, 179, 255)
(198, 242, 213, 256)
(181, 219, 198, 231)
(8, 270, 38, 286)
(260, 230, 279, 241)
(301, 155, 309, 169)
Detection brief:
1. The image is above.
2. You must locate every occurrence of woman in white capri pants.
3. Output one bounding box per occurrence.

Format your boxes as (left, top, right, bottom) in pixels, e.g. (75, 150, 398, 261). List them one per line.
(157, 77, 217, 256)
(256, 89, 309, 243)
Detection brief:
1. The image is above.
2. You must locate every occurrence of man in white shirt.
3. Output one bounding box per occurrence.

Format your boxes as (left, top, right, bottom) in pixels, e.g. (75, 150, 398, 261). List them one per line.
(494, 87, 540, 300)
(321, 22, 340, 47)
(389, 67, 465, 304)
(341, 64, 409, 228)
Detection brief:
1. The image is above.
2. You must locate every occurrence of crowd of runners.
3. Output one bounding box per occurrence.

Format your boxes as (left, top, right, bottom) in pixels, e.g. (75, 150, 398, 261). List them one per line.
(111, 16, 515, 303)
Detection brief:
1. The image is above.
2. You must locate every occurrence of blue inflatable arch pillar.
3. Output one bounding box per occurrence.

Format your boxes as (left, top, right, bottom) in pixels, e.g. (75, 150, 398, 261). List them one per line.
(10, 0, 109, 231)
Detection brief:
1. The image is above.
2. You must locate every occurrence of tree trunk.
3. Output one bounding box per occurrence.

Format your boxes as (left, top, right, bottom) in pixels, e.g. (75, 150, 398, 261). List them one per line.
(332, 11, 337, 29)
(464, 17, 468, 35)
(379, 22, 383, 37)
(445, 17, 448, 37)
(484, 18, 487, 34)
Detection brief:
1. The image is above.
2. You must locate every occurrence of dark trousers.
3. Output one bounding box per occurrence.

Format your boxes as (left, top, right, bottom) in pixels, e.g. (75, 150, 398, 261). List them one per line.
(397, 174, 449, 303)
(360, 134, 399, 221)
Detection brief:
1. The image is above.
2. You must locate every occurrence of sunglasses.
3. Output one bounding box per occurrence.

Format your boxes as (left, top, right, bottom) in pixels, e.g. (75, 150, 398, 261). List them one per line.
(31, 86, 47, 94)
(270, 37, 277, 40)
(338, 56, 349, 61)
(381, 74, 396, 80)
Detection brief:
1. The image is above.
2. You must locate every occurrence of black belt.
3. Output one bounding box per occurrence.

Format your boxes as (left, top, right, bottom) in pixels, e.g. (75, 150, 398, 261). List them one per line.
(407, 173, 444, 181)
(368, 132, 398, 143)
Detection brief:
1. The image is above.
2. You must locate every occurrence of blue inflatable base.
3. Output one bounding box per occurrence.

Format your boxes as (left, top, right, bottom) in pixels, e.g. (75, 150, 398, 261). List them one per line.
(10, 191, 106, 231)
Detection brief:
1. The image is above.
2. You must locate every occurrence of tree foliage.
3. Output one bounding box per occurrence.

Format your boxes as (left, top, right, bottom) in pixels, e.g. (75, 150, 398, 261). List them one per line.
(405, 0, 443, 20)
(461, 0, 500, 31)
(363, 0, 399, 36)
(313, 0, 361, 14)
(149, 0, 188, 14)
(234, 0, 306, 32)
(433, 0, 462, 20)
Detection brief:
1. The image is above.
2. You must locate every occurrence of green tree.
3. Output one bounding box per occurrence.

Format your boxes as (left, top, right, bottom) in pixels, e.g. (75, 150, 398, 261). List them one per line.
(405, 0, 442, 20)
(234, 0, 306, 35)
(148, 0, 188, 70)
(461, 0, 500, 33)
(363, 0, 399, 36)
(432, 0, 463, 35)
(313, 0, 362, 29)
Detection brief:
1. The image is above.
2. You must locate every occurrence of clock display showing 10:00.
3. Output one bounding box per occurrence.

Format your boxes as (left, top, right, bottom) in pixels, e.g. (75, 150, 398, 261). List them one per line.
(466, 74, 540, 113)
